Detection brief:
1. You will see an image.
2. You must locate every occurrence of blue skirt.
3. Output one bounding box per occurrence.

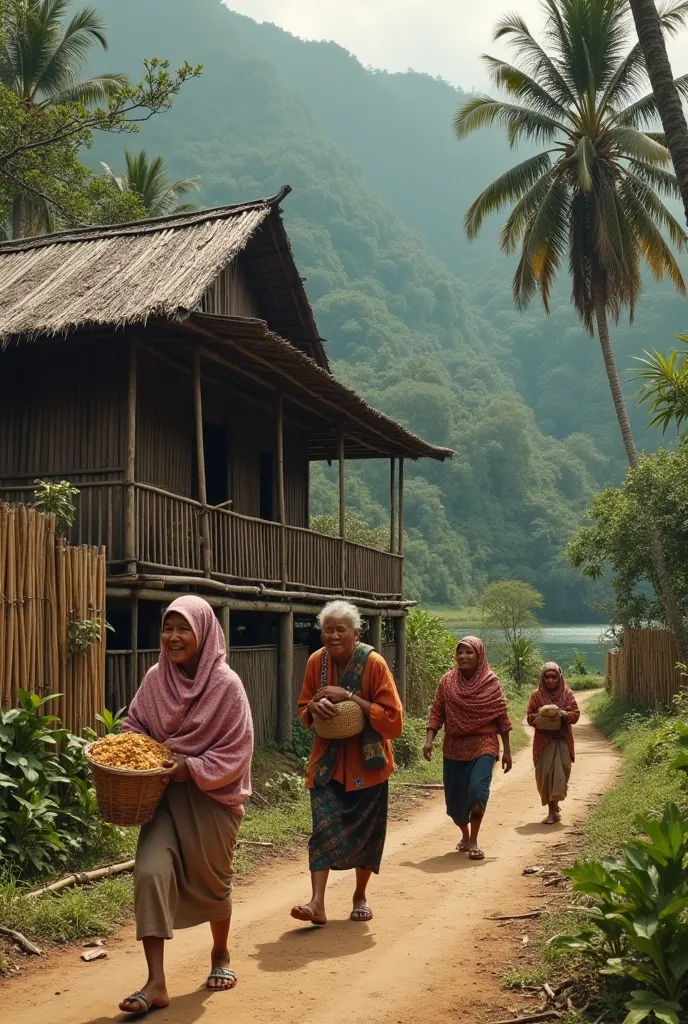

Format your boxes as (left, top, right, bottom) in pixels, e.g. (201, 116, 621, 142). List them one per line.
(443, 755, 496, 826)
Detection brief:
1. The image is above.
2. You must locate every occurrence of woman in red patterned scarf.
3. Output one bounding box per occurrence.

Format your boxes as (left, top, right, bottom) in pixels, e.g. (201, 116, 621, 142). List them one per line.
(527, 662, 580, 824)
(424, 636, 512, 860)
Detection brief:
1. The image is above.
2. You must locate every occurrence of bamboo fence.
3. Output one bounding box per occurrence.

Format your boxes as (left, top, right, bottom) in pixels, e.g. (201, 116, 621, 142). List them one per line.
(605, 627, 684, 707)
(0, 503, 106, 733)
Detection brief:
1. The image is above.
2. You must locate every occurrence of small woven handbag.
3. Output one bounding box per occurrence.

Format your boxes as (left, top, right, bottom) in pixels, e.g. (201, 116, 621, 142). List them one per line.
(534, 705, 563, 731)
(313, 699, 365, 739)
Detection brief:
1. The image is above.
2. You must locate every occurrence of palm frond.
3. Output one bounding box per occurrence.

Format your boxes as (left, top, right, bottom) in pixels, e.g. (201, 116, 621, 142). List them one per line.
(500, 170, 558, 253)
(619, 177, 686, 292)
(615, 74, 688, 128)
(600, 42, 647, 113)
(50, 72, 127, 104)
(513, 177, 570, 310)
(573, 134, 596, 190)
(594, 171, 629, 275)
(633, 340, 688, 431)
(623, 159, 682, 200)
(481, 55, 570, 120)
(620, 167, 688, 248)
(453, 96, 565, 147)
(492, 11, 577, 107)
(656, 0, 688, 37)
(464, 151, 554, 239)
(610, 126, 672, 165)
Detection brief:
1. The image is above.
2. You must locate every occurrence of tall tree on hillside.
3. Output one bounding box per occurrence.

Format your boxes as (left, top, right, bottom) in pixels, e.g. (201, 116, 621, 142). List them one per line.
(0, 0, 127, 235)
(627, 0, 688, 226)
(101, 150, 200, 217)
(455, 0, 688, 653)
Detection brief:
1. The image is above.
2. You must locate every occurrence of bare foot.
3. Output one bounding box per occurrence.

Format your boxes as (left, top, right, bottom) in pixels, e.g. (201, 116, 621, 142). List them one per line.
(290, 901, 327, 926)
(119, 981, 170, 1014)
(542, 813, 561, 824)
(207, 946, 237, 990)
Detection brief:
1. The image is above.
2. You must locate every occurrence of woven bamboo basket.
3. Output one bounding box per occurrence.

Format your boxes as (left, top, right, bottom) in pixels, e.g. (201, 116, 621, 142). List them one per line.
(534, 706, 563, 732)
(85, 743, 168, 826)
(314, 700, 365, 740)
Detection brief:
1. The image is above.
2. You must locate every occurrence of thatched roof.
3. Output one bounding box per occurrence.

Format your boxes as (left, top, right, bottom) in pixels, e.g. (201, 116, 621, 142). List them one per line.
(157, 313, 454, 462)
(0, 187, 328, 367)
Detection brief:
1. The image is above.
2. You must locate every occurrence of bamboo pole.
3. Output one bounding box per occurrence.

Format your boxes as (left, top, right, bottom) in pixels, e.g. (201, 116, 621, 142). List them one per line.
(390, 458, 397, 554)
(193, 347, 212, 577)
(398, 458, 405, 558)
(277, 611, 294, 745)
(339, 429, 346, 591)
(276, 392, 287, 590)
(125, 337, 138, 576)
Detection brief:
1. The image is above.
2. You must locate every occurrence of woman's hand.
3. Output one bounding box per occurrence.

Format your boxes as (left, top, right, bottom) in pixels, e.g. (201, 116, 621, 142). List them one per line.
(316, 685, 351, 704)
(501, 751, 513, 773)
(309, 697, 337, 720)
(163, 752, 190, 784)
(422, 739, 434, 762)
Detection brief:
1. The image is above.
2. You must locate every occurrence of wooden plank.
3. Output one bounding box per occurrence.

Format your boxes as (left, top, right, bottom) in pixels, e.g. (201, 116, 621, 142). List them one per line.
(193, 347, 212, 577)
(390, 457, 397, 554)
(398, 458, 405, 557)
(125, 338, 137, 575)
(277, 611, 294, 745)
(276, 392, 287, 589)
(339, 429, 346, 591)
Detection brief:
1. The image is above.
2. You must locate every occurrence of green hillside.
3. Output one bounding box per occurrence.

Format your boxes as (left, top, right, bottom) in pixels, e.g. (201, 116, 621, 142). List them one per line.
(85, 0, 660, 617)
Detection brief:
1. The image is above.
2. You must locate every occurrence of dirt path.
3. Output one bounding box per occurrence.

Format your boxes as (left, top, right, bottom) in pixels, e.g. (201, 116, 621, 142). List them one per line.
(4, 692, 618, 1024)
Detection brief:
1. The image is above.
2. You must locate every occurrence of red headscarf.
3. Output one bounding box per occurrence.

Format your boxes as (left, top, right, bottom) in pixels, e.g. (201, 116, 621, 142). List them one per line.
(441, 636, 509, 732)
(530, 661, 573, 711)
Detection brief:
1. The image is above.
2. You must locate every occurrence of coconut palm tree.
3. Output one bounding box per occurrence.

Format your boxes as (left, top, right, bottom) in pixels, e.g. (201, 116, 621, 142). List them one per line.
(0, 0, 127, 235)
(628, 0, 688, 226)
(455, 0, 688, 653)
(101, 150, 200, 217)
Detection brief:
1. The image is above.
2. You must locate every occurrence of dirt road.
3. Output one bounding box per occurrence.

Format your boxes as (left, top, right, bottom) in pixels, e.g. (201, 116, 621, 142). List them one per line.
(5, 693, 617, 1024)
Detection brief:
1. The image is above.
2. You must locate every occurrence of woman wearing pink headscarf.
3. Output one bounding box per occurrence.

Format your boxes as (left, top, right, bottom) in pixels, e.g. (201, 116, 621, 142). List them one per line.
(527, 662, 580, 824)
(424, 636, 512, 860)
(118, 596, 254, 1017)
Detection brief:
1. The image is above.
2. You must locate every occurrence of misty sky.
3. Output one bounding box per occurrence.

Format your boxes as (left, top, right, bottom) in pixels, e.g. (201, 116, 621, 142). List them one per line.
(227, 0, 686, 91)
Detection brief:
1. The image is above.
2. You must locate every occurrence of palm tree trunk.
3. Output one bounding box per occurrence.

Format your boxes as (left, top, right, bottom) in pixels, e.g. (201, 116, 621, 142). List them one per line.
(594, 294, 688, 660)
(628, 0, 688, 227)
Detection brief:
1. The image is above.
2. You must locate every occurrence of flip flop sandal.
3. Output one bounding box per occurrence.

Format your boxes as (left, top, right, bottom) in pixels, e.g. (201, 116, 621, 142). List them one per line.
(350, 903, 373, 922)
(469, 848, 485, 860)
(290, 905, 327, 926)
(207, 967, 237, 990)
(457, 840, 470, 852)
(121, 991, 154, 1016)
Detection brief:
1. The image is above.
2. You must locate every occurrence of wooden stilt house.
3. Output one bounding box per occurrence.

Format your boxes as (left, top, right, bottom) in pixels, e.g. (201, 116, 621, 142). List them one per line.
(0, 187, 453, 744)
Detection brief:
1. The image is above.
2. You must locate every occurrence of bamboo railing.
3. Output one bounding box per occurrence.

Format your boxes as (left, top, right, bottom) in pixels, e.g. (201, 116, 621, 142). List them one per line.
(606, 628, 684, 707)
(0, 503, 106, 733)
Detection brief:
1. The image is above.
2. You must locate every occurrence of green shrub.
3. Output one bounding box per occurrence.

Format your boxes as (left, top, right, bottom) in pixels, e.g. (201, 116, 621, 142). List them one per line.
(291, 716, 314, 761)
(406, 608, 456, 715)
(392, 716, 425, 768)
(499, 634, 542, 687)
(569, 650, 589, 676)
(32, 479, 79, 533)
(553, 803, 688, 1024)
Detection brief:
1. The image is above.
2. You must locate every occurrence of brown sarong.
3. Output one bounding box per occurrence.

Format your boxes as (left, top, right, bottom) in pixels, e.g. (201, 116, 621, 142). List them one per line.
(534, 738, 572, 806)
(134, 779, 240, 940)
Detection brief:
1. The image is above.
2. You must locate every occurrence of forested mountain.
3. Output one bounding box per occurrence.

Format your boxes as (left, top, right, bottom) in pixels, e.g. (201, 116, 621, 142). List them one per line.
(85, 0, 684, 618)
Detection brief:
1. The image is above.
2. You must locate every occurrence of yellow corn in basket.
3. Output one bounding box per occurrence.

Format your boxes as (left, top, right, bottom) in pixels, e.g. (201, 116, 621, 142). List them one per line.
(85, 735, 169, 826)
(314, 700, 365, 740)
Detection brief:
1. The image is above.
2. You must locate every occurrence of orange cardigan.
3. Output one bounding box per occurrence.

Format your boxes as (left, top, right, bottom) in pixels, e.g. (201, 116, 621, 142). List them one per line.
(298, 648, 403, 791)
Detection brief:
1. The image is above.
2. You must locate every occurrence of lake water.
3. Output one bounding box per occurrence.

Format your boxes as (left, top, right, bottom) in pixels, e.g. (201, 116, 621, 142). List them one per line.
(453, 624, 610, 673)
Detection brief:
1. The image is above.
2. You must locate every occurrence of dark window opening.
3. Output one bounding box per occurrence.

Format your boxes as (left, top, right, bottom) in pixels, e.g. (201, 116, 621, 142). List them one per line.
(259, 450, 274, 521)
(203, 421, 229, 507)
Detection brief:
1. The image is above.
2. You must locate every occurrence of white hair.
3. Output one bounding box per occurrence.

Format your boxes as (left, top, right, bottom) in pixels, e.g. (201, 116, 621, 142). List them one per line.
(317, 600, 362, 631)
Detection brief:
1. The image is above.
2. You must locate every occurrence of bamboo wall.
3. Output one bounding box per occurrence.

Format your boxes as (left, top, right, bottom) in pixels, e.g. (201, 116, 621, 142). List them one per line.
(199, 259, 260, 319)
(0, 504, 106, 733)
(606, 628, 684, 707)
(229, 645, 278, 746)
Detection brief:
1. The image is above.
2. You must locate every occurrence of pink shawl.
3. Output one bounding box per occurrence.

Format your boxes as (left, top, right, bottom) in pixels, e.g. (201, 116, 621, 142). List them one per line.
(123, 595, 254, 813)
(439, 636, 508, 733)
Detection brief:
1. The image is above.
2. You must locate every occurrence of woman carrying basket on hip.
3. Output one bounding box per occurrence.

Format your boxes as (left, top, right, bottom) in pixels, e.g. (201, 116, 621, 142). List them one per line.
(118, 595, 254, 1016)
(292, 600, 403, 927)
(527, 662, 580, 824)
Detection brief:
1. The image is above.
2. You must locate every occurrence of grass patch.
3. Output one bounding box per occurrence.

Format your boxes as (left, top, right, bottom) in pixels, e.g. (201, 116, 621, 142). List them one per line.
(428, 604, 480, 631)
(583, 692, 686, 859)
(0, 876, 134, 943)
(568, 675, 604, 692)
(502, 966, 549, 989)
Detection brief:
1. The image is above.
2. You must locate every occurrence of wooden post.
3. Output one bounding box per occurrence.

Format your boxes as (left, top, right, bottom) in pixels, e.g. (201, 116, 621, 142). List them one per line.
(368, 614, 382, 653)
(125, 337, 138, 576)
(129, 597, 138, 706)
(339, 430, 346, 591)
(394, 613, 407, 707)
(390, 458, 397, 554)
(277, 610, 294, 745)
(193, 347, 212, 577)
(219, 603, 230, 664)
(398, 458, 405, 558)
(276, 392, 287, 590)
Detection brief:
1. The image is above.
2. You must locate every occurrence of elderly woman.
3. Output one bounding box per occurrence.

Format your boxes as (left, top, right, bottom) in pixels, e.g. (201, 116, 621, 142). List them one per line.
(527, 662, 580, 824)
(291, 600, 403, 926)
(118, 595, 254, 1016)
(424, 636, 512, 860)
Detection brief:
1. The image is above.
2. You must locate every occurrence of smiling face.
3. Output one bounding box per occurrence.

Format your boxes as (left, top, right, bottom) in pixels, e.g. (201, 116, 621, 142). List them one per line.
(542, 668, 561, 691)
(161, 611, 199, 674)
(321, 614, 360, 665)
(456, 642, 479, 678)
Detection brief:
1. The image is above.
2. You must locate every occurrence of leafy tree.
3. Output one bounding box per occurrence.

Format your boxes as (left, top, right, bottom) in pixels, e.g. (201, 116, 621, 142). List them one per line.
(568, 445, 688, 626)
(101, 149, 199, 216)
(310, 509, 389, 550)
(635, 332, 688, 432)
(478, 579, 544, 645)
(455, 0, 688, 654)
